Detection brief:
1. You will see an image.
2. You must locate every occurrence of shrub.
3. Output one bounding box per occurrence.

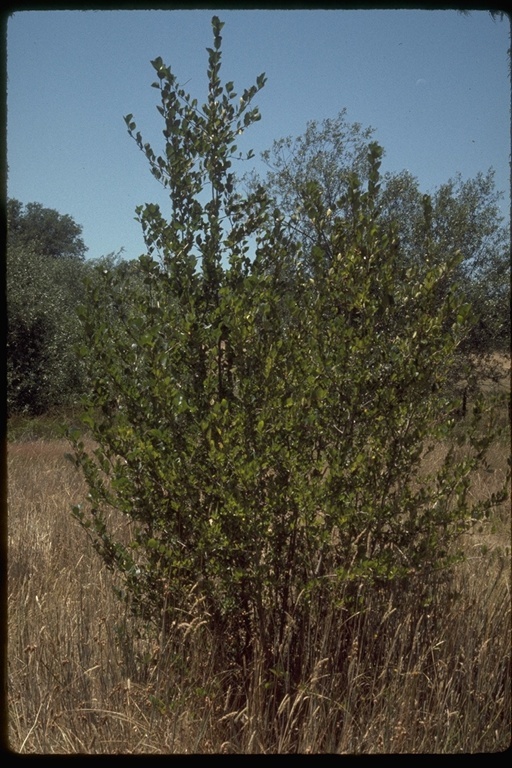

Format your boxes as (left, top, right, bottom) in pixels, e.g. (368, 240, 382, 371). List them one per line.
(68, 15, 508, 718)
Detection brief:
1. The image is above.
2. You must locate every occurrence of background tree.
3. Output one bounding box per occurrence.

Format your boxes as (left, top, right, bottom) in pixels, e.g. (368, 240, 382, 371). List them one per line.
(69, 16, 508, 732)
(6, 199, 89, 415)
(7, 198, 88, 261)
(248, 112, 510, 359)
(243, 109, 376, 267)
(379, 169, 510, 345)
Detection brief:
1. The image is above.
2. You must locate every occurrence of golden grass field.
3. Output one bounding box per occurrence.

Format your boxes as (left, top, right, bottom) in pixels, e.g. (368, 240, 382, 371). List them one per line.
(6, 364, 511, 753)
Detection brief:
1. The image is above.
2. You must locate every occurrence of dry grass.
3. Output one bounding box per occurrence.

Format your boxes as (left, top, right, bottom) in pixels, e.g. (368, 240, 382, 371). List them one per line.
(6, 419, 511, 753)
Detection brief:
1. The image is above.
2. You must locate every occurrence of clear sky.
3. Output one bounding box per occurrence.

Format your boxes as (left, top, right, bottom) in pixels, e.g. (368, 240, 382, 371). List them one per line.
(6, 8, 511, 263)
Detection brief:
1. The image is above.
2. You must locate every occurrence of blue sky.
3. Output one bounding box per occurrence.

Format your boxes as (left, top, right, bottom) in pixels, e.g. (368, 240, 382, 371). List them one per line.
(6, 8, 510, 263)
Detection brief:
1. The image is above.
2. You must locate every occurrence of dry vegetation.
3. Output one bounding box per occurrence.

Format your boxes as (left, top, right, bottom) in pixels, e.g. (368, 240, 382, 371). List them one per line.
(6, 380, 511, 753)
